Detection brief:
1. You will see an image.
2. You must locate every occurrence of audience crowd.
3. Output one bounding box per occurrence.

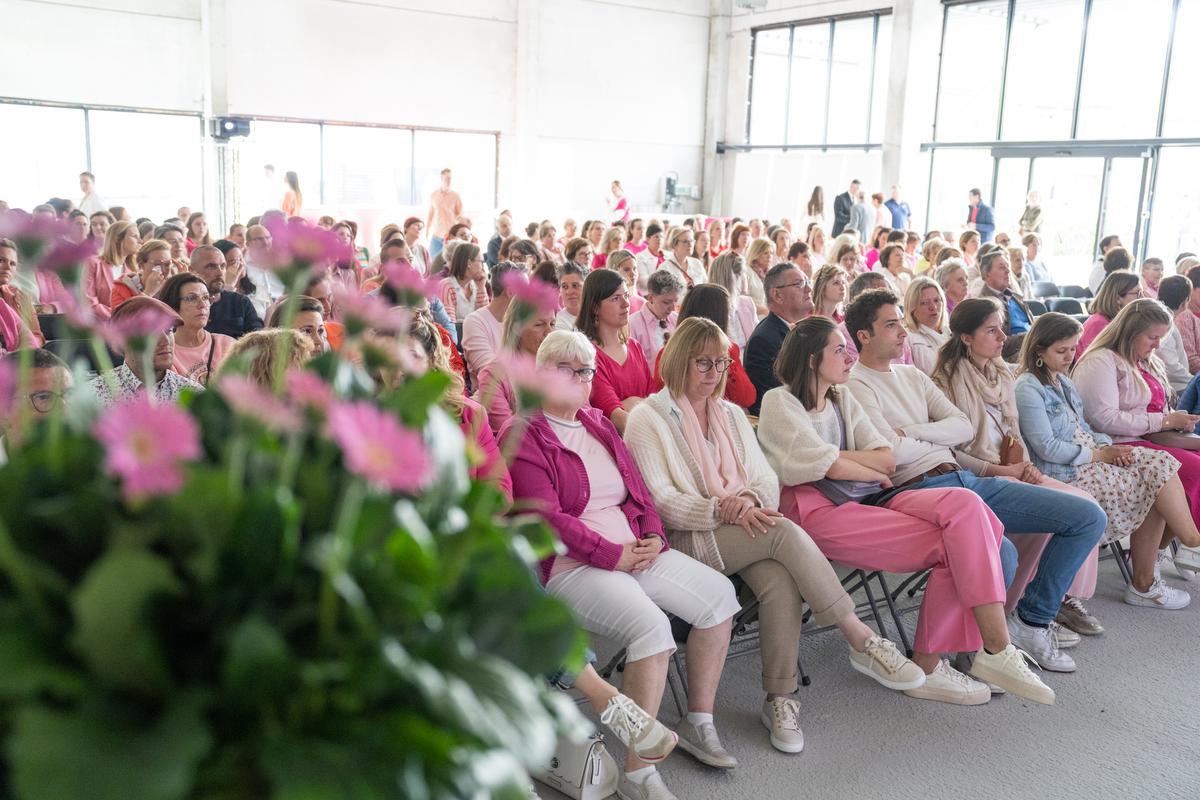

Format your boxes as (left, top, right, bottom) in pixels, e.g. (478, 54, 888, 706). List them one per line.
(5, 173, 1200, 800)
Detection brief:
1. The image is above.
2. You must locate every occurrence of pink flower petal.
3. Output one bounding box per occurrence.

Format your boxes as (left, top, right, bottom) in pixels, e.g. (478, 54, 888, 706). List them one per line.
(325, 400, 430, 492)
(217, 375, 303, 433)
(92, 395, 201, 502)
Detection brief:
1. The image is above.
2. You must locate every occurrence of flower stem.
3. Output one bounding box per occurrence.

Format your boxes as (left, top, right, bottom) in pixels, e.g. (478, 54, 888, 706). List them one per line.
(318, 479, 366, 650)
(0, 515, 49, 628)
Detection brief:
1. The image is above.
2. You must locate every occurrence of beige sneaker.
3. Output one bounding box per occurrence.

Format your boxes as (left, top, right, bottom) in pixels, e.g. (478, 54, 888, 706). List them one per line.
(969, 645, 1056, 705)
(904, 660, 990, 705)
(599, 694, 677, 763)
(848, 635, 926, 691)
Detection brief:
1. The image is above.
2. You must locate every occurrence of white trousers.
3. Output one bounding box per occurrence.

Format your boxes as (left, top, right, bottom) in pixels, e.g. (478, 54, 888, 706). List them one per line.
(545, 549, 741, 662)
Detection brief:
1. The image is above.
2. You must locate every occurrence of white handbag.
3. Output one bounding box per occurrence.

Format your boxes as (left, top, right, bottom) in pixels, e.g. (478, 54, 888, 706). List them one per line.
(533, 732, 619, 800)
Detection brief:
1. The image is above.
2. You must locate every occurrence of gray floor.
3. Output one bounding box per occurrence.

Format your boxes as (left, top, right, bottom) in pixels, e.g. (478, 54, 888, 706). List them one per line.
(536, 558, 1200, 800)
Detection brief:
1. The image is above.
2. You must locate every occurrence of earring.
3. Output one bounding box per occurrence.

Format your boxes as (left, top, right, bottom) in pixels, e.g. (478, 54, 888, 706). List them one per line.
(1036, 357, 1044, 368)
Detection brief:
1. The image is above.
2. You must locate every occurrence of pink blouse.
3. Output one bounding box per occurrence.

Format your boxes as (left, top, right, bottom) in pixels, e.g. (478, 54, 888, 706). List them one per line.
(589, 339, 654, 418)
(1139, 365, 1167, 413)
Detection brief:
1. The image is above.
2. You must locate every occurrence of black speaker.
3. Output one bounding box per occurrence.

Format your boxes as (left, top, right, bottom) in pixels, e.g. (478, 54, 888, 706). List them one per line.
(212, 117, 251, 140)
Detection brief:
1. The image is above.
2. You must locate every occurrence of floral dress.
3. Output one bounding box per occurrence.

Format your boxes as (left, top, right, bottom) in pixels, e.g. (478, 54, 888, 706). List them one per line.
(1066, 405, 1179, 544)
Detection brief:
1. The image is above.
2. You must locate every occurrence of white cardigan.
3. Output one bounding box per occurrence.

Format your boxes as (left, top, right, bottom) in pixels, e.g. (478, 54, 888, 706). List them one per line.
(625, 390, 779, 570)
(756, 385, 890, 487)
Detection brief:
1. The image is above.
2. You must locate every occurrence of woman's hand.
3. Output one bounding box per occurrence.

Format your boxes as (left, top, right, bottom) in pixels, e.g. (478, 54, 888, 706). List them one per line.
(717, 495, 755, 524)
(144, 269, 166, 298)
(1017, 461, 1044, 484)
(1163, 411, 1200, 431)
(616, 542, 646, 573)
(1094, 445, 1135, 466)
(619, 396, 644, 412)
(224, 260, 245, 288)
(630, 536, 663, 572)
(738, 507, 781, 538)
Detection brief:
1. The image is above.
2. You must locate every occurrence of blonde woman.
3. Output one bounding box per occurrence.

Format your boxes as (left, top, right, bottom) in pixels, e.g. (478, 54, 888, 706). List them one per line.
(916, 238, 946, 275)
(110, 238, 174, 311)
(216, 328, 315, 387)
(607, 250, 645, 314)
(708, 251, 758, 346)
(593, 225, 626, 270)
(707, 218, 727, 259)
(85, 220, 140, 320)
(830, 240, 862, 277)
(811, 264, 848, 323)
(904, 276, 950, 375)
(743, 237, 774, 317)
(807, 226, 828, 269)
(661, 227, 707, 289)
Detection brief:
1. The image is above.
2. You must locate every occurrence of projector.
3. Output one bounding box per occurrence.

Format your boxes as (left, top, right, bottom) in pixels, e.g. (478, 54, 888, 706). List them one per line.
(211, 117, 251, 140)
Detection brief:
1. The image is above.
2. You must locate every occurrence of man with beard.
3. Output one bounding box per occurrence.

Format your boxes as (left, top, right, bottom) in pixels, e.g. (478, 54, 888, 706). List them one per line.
(190, 245, 262, 339)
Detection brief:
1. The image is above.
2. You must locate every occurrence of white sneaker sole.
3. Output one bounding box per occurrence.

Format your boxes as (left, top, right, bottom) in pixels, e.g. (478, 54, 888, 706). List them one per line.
(632, 731, 678, 763)
(848, 655, 927, 691)
(1123, 592, 1191, 610)
(903, 684, 991, 705)
(969, 661, 1056, 705)
(759, 711, 804, 754)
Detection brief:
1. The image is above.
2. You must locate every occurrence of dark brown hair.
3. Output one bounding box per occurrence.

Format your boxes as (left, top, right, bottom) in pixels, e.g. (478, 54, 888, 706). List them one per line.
(1017, 312, 1084, 385)
(775, 315, 838, 410)
(575, 267, 626, 343)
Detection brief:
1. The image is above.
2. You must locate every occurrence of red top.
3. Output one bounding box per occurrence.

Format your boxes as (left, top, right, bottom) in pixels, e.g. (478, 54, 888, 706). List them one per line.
(650, 342, 756, 409)
(590, 338, 654, 417)
(591, 252, 609, 270)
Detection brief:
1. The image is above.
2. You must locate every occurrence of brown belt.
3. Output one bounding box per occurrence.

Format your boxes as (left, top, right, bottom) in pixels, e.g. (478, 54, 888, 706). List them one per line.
(897, 462, 960, 489)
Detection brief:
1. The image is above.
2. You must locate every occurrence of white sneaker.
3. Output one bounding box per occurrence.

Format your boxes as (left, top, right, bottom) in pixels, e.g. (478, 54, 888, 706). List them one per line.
(1007, 613, 1076, 673)
(600, 694, 677, 763)
(953, 652, 1004, 695)
(1174, 544, 1200, 577)
(848, 636, 926, 690)
(903, 660, 990, 705)
(760, 697, 804, 753)
(1049, 620, 1080, 649)
(617, 770, 678, 800)
(970, 645, 1056, 705)
(1124, 576, 1192, 610)
(675, 719, 737, 769)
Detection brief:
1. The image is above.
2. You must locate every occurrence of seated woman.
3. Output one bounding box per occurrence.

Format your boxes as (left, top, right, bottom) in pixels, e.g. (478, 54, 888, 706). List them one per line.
(931, 298, 1105, 640)
(503, 330, 741, 800)
(554, 262, 586, 331)
(473, 303, 557, 436)
(757, 316, 1052, 705)
(1016, 312, 1200, 610)
(266, 296, 329, 355)
(158, 272, 234, 386)
(1154, 275, 1194, 393)
(810, 264, 848, 323)
(904, 276, 951, 375)
(707, 252, 758, 346)
(607, 250, 645, 315)
(110, 239, 173, 310)
(439, 242, 489, 325)
(628, 317, 922, 753)
(648, 284, 756, 409)
(1076, 272, 1142, 356)
(1072, 298, 1200, 579)
(578, 269, 654, 434)
(876, 243, 911, 297)
(935, 258, 969, 314)
(216, 328, 315, 386)
(627, 270, 683, 365)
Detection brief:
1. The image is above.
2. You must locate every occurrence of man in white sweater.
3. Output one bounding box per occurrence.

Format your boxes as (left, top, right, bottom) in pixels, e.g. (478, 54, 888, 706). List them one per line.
(844, 289, 1108, 674)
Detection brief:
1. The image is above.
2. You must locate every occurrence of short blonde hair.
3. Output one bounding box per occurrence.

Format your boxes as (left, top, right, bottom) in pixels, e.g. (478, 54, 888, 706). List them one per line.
(666, 227, 693, 250)
(903, 276, 947, 332)
(535, 330, 596, 369)
(599, 226, 625, 254)
(744, 237, 774, 268)
(658, 317, 730, 399)
(606, 249, 634, 272)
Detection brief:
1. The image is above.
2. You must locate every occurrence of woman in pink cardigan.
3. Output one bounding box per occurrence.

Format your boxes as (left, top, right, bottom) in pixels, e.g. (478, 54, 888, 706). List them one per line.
(501, 330, 740, 795)
(579, 268, 655, 434)
(85, 220, 141, 321)
(1072, 298, 1200, 571)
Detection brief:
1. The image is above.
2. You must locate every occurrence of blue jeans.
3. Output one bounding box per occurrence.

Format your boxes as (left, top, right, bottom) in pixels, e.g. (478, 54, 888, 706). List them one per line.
(430, 235, 445, 259)
(911, 471, 1106, 625)
(999, 536, 1018, 589)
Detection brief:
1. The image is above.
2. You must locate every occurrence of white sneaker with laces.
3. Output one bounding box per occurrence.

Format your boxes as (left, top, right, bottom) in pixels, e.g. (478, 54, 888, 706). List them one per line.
(903, 660, 990, 705)
(848, 635, 926, 690)
(760, 697, 804, 753)
(675, 719, 737, 769)
(600, 694, 677, 763)
(617, 770, 679, 800)
(1007, 613, 1075, 672)
(1174, 545, 1200, 577)
(1124, 576, 1192, 610)
(969, 644, 1056, 705)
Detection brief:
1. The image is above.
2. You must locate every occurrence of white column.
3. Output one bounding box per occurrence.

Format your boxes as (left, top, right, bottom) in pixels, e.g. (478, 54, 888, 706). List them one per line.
(509, 0, 541, 220)
(701, 0, 733, 216)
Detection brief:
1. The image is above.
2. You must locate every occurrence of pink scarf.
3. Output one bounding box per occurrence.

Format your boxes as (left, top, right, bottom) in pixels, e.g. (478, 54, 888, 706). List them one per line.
(676, 395, 747, 498)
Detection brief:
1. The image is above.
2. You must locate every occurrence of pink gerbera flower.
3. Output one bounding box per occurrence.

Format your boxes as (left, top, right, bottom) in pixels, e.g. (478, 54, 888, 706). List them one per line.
(502, 271, 559, 315)
(284, 369, 334, 412)
(325, 400, 430, 493)
(265, 218, 353, 270)
(217, 375, 302, 433)
(334, 289, 409, 334)
(92, 395, 201, 502)
(381, 259, 439, 304)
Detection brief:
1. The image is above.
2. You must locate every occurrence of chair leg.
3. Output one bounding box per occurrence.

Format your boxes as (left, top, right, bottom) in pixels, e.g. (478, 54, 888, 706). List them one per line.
(887, 568, 931, 602)
(667, 650, 688, 718)
(859, 572, 890, 638)
(875, 572, 914, 658)
(797, 651, 812, 687)
(1108, 540, 1133, 586)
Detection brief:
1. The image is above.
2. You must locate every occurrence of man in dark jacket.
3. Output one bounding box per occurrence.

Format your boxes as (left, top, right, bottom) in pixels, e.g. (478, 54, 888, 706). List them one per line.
(190, 245, 264, 339)
(745, 263, 814, 415)
(832, 179, 860, 237)
(967, 188, 996, 243)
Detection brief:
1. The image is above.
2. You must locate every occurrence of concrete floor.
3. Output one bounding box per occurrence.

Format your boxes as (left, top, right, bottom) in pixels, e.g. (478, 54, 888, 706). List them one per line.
(536, 558, 1200, 800)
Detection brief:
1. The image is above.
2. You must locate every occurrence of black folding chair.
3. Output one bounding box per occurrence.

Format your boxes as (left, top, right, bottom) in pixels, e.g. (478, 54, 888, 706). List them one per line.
(1048, 297, 1085, 315)
(1058, 284, 1092, 299)
(1026, 299, 1048, 317)
(1032, 281, 1059, 299)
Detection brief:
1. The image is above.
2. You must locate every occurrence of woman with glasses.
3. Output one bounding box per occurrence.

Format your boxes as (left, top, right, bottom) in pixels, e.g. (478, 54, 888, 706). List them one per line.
(502, 329, 741, 800)
(1075, 272, 1143, 357)
(650, 285, 756, 409)
(563, 237, 593, 271)
(579, 269, 654, 434)
(661, 228, 707, 289)
(158, 272, 234, 386)
(438, 242, 489, 324)
(628, 316, 923, 753)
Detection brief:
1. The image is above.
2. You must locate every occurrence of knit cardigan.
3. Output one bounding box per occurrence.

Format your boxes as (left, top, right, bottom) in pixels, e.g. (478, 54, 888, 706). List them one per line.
(756, 385, 890, 487)
(624, 390, 778, 572)
(501, 407, 666, 584)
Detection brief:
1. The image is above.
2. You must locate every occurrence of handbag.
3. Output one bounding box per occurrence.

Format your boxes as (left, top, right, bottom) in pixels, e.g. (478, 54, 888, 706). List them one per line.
(1144, 431, 1200, 451)
(985, 406, 1026, 466)
(533, 733, 618, 800)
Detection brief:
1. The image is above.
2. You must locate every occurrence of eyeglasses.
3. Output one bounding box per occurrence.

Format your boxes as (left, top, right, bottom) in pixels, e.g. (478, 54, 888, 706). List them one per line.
(28, 390, 67, 413)
(694, 357, 733, 373)
(776, 280, 811, 291)
(181, 292, 213, 305)
(556, 365, 596, 383)
(678, 239, 695, 246)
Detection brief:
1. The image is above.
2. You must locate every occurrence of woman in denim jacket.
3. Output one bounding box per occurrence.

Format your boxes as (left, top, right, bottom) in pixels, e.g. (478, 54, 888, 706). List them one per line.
(1015, 313, 1200, 608)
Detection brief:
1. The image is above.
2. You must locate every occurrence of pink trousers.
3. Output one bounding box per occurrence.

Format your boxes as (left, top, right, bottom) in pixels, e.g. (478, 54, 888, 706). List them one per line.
(781, 484, 1006, 655)
(1003, 477, 1100, 614)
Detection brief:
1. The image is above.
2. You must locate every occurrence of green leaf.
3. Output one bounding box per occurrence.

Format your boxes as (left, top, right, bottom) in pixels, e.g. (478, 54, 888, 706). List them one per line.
(8, 695, 212, 800)
(71, 547, 181, 694)
(222, 616, 296, 704)
(0, 621, 85, 699)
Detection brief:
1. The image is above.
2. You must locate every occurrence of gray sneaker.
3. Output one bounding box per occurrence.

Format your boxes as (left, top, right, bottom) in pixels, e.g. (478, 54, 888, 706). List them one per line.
(1007, 613, 1076, 673)
(617, 770, 679, 800)
(675, 718, 738, 769)
(1055, 596, 1103, 636)
(1049, 620, 1081, 649)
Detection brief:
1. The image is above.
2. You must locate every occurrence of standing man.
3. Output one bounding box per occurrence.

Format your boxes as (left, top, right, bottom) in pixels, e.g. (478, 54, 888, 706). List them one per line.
(966, 188, 996, 244)
(426, 168, 463, 261)
(832, 179, 860, 237)
(78, 172, 106, 216)
(885, 185, 912, 231)
(850, 190, 874, 242)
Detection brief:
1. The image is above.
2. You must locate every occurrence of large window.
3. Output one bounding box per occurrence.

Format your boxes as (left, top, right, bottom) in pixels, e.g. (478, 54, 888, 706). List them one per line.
(235, 120, 322, 219)
(1000, 0, 1084, 141)
(0, 105, 88, 211)
(934, 1, 1008, 142)
(322, 125, 414, 208)
(746, 11, 892, 147)
(89, 111, 204, 222)
(1162, 0, 1200, 136)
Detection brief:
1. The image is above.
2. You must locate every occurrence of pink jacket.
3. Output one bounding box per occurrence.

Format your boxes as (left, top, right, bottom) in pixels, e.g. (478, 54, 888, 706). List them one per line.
(35, 270, 73, 314)
(1178, 310, 1200, 373)
(501, 407, 667, 583)
(83, 258, 117, 321)
(1071, 348, 1166, 441)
